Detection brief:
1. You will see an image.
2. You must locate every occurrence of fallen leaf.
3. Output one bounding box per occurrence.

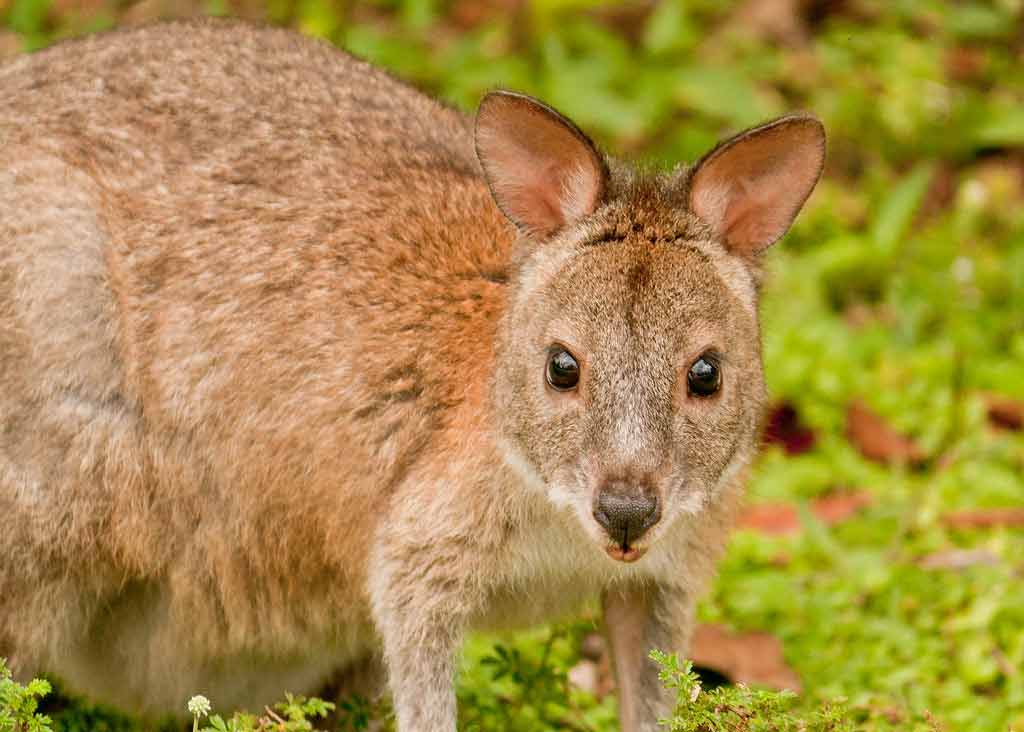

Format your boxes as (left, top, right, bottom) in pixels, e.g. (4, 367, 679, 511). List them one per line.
(689, 623, 802, 692)
(588, 3, 654, 45)
(919, 163, 958, 221)
(843, 302, 874, 329)
(450, 0, 523, 29)
(986, 396, 1024, 431)
(993, 648, 1017, 678)
(762, 401, 816, 455)
(739, 491, 874, 535)
(579, 632, 606, 661)
(567, 660, 600, 696)
(843, 302, 899, 330)
(574, 632, 615, 698)
(733, 0, 809, 45)
(918, 548, 999, 570)
(946, 46, 987, 82)
(739, 503, 802, 535)
(51, 0, 104, 12)
(846, 400, 926, 466)
(813, 491, 874, 524)
(943, 509, 1024, 530)
(878, 706, 906, 725)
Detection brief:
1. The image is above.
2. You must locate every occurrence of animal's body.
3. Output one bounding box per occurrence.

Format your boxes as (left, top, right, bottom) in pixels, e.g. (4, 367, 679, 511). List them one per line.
(0, 19, 824, 731)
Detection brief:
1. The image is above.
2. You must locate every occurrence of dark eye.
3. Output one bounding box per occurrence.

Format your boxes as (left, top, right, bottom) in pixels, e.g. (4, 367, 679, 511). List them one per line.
(687, 354, 721, 397)
(546, 347, 580, 391)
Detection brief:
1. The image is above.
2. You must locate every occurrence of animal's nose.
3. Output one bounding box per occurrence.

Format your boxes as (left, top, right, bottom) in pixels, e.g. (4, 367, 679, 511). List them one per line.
(593, 489, 660, 547)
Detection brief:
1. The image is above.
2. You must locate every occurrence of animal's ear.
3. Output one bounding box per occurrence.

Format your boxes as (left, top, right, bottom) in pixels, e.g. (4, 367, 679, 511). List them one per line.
(688, 114, 825, 256)
(475, 91, 608, 239)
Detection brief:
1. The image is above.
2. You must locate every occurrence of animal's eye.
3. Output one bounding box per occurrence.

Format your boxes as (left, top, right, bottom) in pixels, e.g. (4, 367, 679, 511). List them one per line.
(546, 347, 580, 391)
(687, 354, 721, 397)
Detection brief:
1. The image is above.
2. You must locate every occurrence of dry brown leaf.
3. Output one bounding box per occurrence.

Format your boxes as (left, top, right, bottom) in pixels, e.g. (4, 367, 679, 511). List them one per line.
(567, 660, 600, 696)
(843, 302, 898, 330)
(813, 491, 874, 523)
(579, 632, 606, 661)
(733, 0, 809, 45)
(846, 400, 926, 466)
(919, 164, 958, 221)
(450, 0, 523, 29)
(943, 509, 1024, 530)
(51, 0, 106, 12)
(993, 648, 1017, 678)
(918, 548, 999, 570)
(689, 623, 802, 692)
(739, 491, 873, 535)
(762, 401, 816, 455)
(739, 503, 802, 535)
(986, 396, 1024, 431)
(574, 632, 616, 699)
(946, 46, 987, 82)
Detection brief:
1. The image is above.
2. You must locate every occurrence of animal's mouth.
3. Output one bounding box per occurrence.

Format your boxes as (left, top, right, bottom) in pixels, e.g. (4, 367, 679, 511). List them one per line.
(591, 489, 660, 563)
(604, 541, 647, 563)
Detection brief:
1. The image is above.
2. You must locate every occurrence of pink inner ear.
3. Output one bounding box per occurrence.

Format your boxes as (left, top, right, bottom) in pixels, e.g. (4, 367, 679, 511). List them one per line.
(476, 93, 606, 238)
(509, 163, 567, 232)
(689, 116, 825, 255)
(719, 180, 792, 249)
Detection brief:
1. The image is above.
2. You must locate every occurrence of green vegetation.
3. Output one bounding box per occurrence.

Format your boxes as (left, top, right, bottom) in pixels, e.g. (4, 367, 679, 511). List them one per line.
(187, 692, 336, 732)
(651, 651, 853, 732)
(1, 661, 53, 732)
(2, 1, 1023, 730)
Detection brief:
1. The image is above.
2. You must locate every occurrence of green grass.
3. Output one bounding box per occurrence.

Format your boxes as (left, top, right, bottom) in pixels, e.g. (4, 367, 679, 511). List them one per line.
(2, 1, 1024, 730)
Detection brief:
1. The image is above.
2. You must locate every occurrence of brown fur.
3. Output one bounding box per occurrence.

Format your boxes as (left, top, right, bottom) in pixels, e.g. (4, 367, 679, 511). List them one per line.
(0, 18, 823, 731)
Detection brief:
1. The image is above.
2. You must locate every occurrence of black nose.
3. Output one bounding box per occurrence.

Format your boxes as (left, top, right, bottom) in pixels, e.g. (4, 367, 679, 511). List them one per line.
(593, 490, 660, 547)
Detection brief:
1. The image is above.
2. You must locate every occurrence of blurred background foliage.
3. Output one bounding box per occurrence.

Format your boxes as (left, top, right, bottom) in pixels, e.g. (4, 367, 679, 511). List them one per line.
(2, 0, 1024, 730)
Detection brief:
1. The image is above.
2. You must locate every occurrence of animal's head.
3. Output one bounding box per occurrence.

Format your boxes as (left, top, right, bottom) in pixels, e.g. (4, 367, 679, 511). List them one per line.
(476, 91, 825, 563)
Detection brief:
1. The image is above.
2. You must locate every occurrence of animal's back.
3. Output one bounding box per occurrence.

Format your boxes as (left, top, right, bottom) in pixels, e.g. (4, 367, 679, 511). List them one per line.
(0, 18, 511, 710)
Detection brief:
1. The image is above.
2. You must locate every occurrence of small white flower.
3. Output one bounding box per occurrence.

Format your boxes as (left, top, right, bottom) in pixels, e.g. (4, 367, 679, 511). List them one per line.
(689, 681, 701, 702)
(962, 179, 988, 210)
(922, 81, 951, 115)
(188, 695, 211, 719)
(951, 256, 974, 284)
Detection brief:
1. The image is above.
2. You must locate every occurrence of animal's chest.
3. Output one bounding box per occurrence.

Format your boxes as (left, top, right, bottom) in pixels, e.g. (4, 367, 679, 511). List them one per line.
(473, 508, 674, 631)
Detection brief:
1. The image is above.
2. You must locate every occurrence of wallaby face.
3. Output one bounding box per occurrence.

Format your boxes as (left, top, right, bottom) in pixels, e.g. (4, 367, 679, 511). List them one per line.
(478, 92, 825, 563)
(0, 21, 825, 732)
